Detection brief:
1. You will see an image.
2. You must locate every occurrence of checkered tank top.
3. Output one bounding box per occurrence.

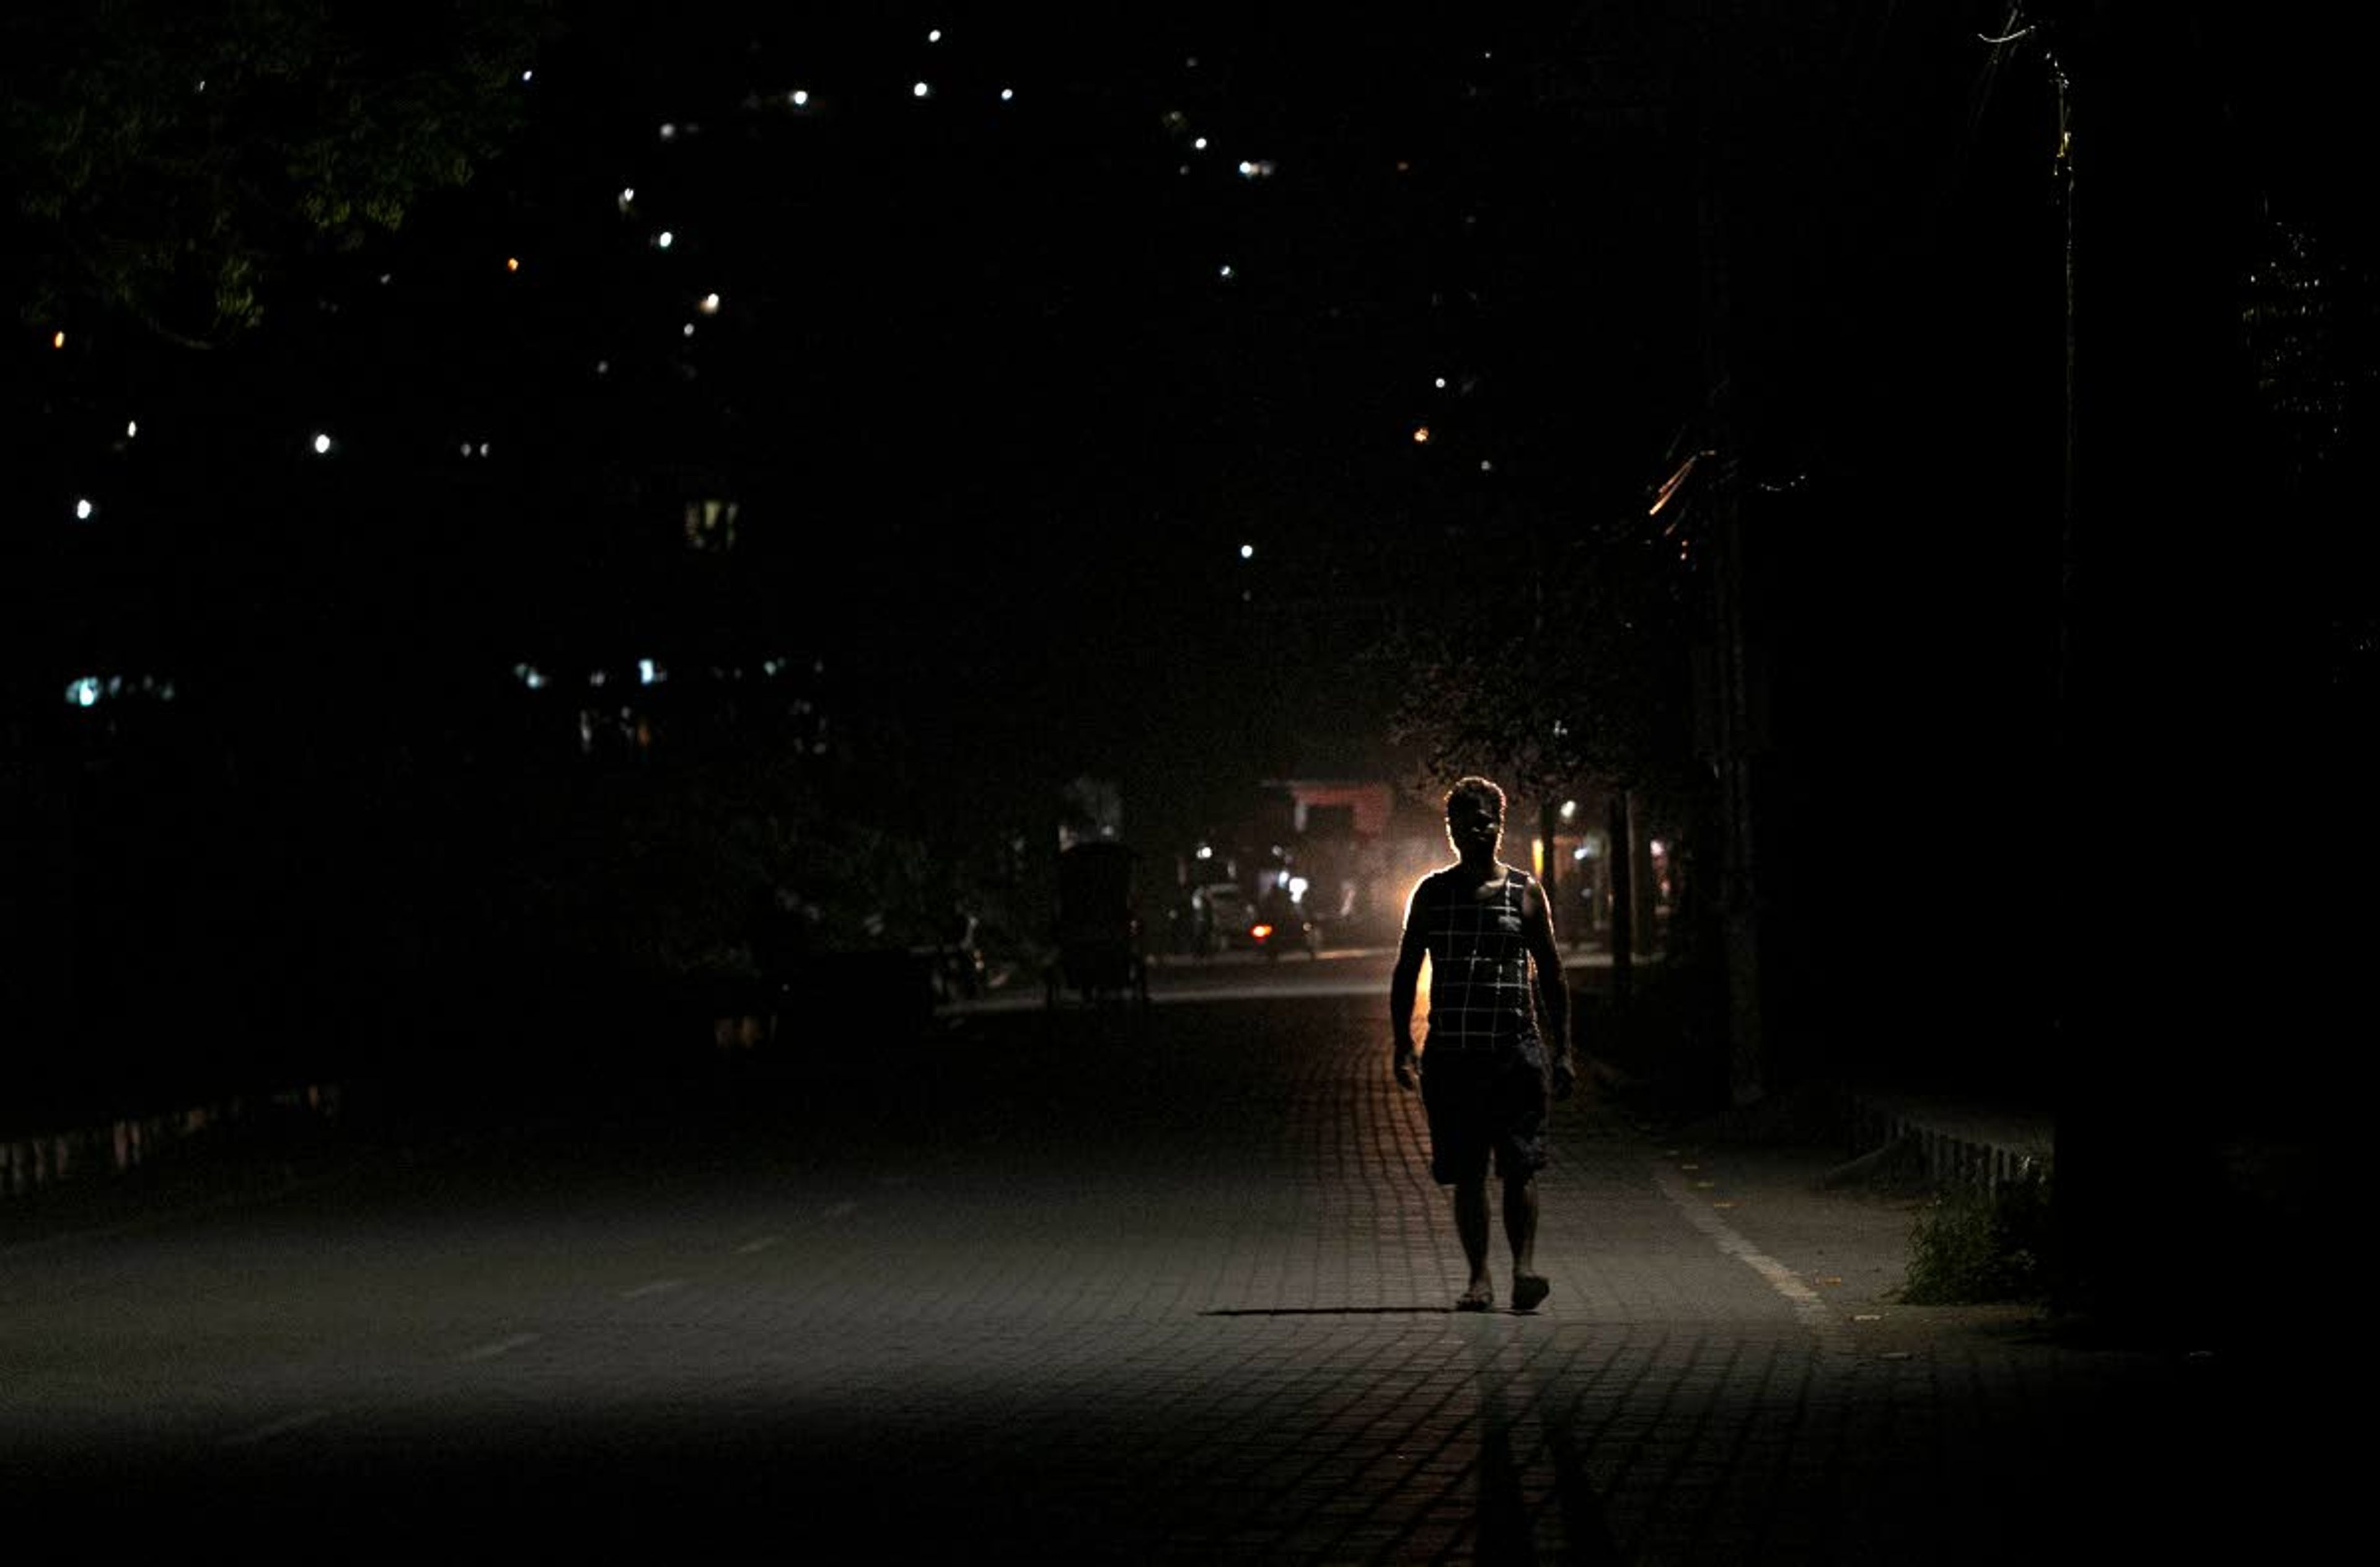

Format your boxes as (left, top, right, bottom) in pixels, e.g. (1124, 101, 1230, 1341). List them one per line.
(1417, 867, 1538, 1054)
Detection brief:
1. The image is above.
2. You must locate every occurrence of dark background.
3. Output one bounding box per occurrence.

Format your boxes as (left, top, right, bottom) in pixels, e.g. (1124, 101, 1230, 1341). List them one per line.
(6, 4, 2372, 1134)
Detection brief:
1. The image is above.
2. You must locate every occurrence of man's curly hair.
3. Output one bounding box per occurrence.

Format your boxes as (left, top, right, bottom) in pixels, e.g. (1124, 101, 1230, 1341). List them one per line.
(1444, 775, 1506, 821)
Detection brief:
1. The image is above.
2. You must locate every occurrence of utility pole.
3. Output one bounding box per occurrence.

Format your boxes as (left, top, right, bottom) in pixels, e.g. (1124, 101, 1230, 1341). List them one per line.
(2034, 2, 2238, 1336)
(1687, 4, 1768, 1108)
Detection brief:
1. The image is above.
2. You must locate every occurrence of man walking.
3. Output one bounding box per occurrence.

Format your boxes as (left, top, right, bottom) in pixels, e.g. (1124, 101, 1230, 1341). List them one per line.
(1391, 776, 1576, 1311)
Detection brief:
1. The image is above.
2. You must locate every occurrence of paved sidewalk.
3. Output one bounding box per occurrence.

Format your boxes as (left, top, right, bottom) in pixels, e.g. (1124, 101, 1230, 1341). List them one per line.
(4, 991, 2332, 1561)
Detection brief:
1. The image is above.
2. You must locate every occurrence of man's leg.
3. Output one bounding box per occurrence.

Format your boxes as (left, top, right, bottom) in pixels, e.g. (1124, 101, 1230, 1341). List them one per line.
(1453, 1176, 1493, 1309)
(1506, 1174, 1549, 1310)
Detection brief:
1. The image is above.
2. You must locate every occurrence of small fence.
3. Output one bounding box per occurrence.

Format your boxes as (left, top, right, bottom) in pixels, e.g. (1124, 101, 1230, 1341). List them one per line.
(1, 1083, 343, 1201)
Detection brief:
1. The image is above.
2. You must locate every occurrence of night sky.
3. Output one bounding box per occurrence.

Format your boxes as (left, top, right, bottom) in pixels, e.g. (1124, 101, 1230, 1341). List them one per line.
(11, 2, 2371, 865)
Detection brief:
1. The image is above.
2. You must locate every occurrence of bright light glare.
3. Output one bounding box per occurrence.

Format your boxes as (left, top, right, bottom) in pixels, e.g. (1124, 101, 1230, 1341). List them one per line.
(74, 498, 94, 520)
(927, 28, 941, 42)
(51, 331, 65, 349)
(791, 89, 809, 106)
(125, 420, 138, 437)
(312, 432, 333, 454)
(1196, 845, 1214, 860)
(1193, 136, 1208, 151)
(638, 658, 663, 686)
(656, 231, 675, 249)
(1000, 87, 1014, 102)
(506, 257, 520, 272)
(1239, 543, 1254, 560)
(912, 81, 932, 98)
(698, 293, 721, 314)
(68, 678, 100, 708)
(1413, 426, 1430, 443)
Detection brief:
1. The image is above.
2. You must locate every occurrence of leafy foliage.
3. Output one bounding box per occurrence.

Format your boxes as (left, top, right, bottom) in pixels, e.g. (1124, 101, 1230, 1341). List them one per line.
(1372, 504, 1704, 805)
(1902, 1175, 2055, 1305)
(4, 0, 557, 346)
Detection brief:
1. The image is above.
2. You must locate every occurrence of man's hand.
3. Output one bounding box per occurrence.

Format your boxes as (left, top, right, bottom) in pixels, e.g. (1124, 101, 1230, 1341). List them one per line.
(1551, 1055, 1577, 1102)
(1393, 1047, 1419, 1092)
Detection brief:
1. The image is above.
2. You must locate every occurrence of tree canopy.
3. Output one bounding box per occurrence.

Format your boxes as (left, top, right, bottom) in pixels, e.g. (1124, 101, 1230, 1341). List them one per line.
(4, 0, 557, 348)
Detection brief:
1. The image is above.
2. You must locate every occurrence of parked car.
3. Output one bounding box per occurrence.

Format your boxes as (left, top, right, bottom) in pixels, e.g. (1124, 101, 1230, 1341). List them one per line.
(1192, 882, 1255, 956)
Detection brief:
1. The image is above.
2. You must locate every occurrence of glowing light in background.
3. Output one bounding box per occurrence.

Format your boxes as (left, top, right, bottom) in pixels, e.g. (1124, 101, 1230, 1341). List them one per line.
(68, 678, 100, 708)
(1413, 426, 1430, 443)
(506, 257, 521, 273)
(1240, 543, 1254, 560)
(125, 420, 138, 438)
(656, 231, 675, 249)
(913, 81, 932, 99)
(51, 331, 65, 349)
(311, 432, 333, 455)
(74, 498, 95, 520)
(698, 293, 721, 314)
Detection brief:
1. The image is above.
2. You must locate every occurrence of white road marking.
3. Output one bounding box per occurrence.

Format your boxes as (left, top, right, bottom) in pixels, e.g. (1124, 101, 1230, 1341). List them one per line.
(619, 1278, 687, 1300)
(1654, 1165, 1833, 1330)
(736, 1235, 782, 1254)
(457, 1331, 543, 1362)
(221, 1407, 333, 1447)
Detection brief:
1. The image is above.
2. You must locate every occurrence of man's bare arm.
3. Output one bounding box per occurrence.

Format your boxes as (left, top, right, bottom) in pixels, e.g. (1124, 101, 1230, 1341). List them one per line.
(1389, 890, 1427, 1088)
(1523, 881, 1575, 1097)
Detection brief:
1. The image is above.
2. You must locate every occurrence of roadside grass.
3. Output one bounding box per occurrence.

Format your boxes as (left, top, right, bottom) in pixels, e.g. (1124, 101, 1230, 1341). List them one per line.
(1901, 1173, 2055, 1304)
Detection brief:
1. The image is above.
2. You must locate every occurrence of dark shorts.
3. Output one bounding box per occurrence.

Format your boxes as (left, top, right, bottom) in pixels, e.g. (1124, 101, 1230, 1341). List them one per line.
(1420, 1039, 1549, 1186)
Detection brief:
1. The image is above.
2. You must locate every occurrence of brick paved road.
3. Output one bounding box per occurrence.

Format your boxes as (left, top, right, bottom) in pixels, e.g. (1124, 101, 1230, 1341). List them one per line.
(0, 982, 2327, 1561)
